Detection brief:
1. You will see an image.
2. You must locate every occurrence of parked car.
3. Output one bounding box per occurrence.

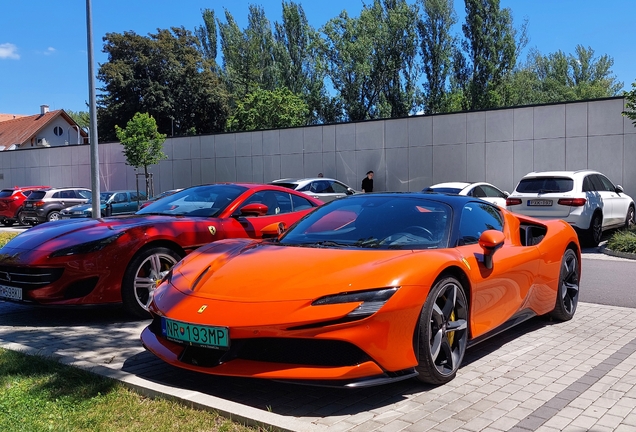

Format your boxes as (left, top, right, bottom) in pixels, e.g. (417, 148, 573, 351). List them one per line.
(506, 170, 635, 246)
(0, 186, 49, 226)
(269, 177, 357, 202)
(21, 187, 92, 224)
(425, 182, 509, 207)
(0, 184, 322, 317)
(139, 189, 183, 209)
(60, 190, 148, 219)
(142, 192, 580, 387)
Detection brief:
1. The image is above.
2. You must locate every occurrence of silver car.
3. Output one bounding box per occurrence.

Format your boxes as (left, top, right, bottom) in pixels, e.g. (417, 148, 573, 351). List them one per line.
(269, 177, 357, 203)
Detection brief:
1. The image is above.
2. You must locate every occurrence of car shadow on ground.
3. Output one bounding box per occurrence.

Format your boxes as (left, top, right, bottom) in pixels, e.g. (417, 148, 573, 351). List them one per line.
(120, 317, 554, 418)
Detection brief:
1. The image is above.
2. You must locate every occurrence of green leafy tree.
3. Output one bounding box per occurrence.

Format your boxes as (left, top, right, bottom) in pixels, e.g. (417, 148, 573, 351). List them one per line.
(195, 8, 218, 67)
(218, 6, 276, 101)
(624, 81, 636, 126)
(115, 113, 167, 197)
(65, 110, 90, 129)
(226, 87, 309, 131)
(97, 27, 229, 141)
(319, 0, 419, 121)
(457, 0, 527, 110)
(418, 0, 456, 114)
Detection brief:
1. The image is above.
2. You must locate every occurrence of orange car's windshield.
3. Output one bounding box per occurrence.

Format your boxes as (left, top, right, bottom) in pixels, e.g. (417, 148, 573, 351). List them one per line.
(279, 196, 451, 250)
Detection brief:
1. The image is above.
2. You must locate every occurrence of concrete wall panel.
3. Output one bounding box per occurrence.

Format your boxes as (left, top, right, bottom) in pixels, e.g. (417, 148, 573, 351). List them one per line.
(588, 135, 624, 185)
(354, 150, 383, 190)
(215, 157, 236, 182)
(303, 127, 323, 153)
(262, 155, 281, 183)
(173, 159, 193, 188)
(534, 138, 566, 172)
(250, 131, 263, 156)
(386, 147, 409, 191)
(356, 121, 384, 150)
(589, 99, 624, 136)
(408, 116, 433, 147)
(566, 103, 587, 138)
(486, 109, 513, 142)
(236, 156, 252, 182)
(200, 159, 215, 184)
(434, 114, 466, 145)
(251, 156, 264, 184)
(566, 137, 588, 171)
(433, 144, 466, 183)
(236, 133, 252, 157)
(466, 142, 486, 182)
(335, 151, 356, 187)
(514, 108, 533, 141)
(534, 105, 565, 139)
(322, 152, 337, 180)
(322, 125, 336, 152)
(215, 134, 236, 158)
(485, 141, 513, 192)
(513, 140, 534, 187)
(385, 118, 408, 149)
(200, 136, 215, 158)
(466, 112, 485, 144)
(280, 128, 303, 154)
(408, 146, 433, 191)
(303, 153, 323, 178)
(624, 134, 636, 195)
(280, 154, 304, 178)
(262, 130, 280, 156)
(335, 123, 355, 151)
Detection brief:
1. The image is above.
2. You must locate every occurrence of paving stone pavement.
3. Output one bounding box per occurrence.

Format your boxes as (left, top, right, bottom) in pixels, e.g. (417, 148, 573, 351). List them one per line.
(1, 300, 636, 432)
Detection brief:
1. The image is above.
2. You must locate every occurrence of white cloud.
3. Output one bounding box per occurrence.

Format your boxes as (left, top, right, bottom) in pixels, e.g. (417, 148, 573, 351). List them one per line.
(44, 47, 56, 55)
(0, 43, 19, 60)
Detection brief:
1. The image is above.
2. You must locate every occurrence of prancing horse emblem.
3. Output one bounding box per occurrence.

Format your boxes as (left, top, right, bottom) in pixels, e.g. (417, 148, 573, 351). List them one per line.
(208, 226, 216, 235)
(198, 305, 208, 313)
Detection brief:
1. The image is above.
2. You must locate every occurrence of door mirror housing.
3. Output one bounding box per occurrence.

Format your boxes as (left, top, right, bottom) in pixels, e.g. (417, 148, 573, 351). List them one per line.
(261, 222, 286, 239)
(239, 203, 268, 217)
(616, 185, 625, 194)
(478, 230, 505, 270)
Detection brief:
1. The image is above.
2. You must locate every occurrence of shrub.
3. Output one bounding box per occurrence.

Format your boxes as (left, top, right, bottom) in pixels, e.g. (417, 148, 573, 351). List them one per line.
(606, 227, 636, 254)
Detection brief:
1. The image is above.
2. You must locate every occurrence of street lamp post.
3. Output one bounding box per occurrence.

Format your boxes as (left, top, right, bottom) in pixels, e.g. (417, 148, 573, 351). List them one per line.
(86, 0, 100, 219)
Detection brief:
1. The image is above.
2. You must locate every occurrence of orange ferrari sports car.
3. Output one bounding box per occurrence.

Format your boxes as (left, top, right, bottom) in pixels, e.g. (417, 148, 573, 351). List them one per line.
(141, 192, 581, 387)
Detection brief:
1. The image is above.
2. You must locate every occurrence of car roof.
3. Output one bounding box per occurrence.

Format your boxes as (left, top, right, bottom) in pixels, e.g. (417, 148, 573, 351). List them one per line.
(271, 177, 340, 184)
(429, 182, 472, 189)
(522, 170, 600, 178)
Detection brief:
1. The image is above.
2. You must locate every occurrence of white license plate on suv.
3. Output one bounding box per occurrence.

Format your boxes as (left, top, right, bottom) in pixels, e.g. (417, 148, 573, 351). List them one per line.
(528, 199, 553, 206)
(0, 285, 22, 300)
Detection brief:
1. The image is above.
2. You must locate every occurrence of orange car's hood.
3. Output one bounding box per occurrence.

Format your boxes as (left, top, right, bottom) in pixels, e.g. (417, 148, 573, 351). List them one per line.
(173, 241, 425, 302)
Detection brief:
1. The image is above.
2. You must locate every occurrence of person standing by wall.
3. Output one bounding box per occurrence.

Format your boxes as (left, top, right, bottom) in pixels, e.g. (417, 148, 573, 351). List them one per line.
(361, 171, 374, 192)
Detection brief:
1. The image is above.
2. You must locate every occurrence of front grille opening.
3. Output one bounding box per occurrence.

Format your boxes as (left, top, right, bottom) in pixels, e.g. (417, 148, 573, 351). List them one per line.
(0, 266, 64, 289)
(63, 277, 99, 300)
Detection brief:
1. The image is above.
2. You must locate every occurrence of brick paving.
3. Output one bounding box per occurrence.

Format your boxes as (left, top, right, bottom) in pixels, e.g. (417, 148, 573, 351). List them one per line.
(1, 300, 636, 432)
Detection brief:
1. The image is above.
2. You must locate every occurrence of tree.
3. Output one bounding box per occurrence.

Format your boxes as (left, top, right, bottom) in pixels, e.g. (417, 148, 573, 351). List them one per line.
(97, 27, 229, 141)
(319, 0, 419, 121)
(226, 87, 308, 131)
(623, 81, 636, 126)
(457, 0, 527, 110)
(115, 113, 167, 197)
(66, 110, 90, 129)
(418, 0, 456, 114)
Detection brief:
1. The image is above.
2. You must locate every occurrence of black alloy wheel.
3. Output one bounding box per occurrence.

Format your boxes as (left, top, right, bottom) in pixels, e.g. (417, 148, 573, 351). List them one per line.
(550, 248, 580, 321)
(415, 276, 468, 385)
(585, 213, 602, 247)
(626, 206, 635, 230)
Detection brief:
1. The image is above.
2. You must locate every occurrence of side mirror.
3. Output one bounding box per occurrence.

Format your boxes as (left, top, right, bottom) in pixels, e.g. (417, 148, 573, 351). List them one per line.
(346, 188, 355, 195)
(478, 230, 505, 270)
(616, 185, 624, 194)
(503, 191, 510, 198)
(261, 222, 286, 239)
(239, 203, 268, 217)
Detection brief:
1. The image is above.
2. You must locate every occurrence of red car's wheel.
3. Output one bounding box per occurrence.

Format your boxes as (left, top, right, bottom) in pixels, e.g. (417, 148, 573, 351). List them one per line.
(122, 247, 182, 318)
(416, 276, 468, 385)
(550, 248, 580, 321)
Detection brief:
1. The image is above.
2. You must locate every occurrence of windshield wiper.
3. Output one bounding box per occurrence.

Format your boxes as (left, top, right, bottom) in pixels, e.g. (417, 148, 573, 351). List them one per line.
(354, 237, 381, 248)
(538, 189, 559, 194)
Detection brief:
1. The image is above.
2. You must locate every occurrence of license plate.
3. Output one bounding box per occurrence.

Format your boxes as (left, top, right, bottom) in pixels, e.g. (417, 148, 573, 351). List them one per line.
(0, 285, 22, 301)
(25, 203, 33, 208)
(161, 317, 229, 349)
(528, 199, 553, 206)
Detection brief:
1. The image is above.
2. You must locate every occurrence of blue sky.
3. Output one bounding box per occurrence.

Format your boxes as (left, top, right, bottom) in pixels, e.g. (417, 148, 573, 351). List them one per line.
(1, 0, 634, 115)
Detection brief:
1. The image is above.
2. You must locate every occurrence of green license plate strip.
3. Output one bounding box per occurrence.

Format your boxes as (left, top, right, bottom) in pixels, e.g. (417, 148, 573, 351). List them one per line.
(161, 318, 229, 349)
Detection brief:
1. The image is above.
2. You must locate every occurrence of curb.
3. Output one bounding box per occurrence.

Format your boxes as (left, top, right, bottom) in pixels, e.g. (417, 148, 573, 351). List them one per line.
(599, 244, 636, 260)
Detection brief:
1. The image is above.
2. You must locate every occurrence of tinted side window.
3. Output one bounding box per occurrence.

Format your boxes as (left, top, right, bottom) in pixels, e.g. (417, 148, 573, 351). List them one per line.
(330, 181, 349, 194)
(311, 181, 332, 193)
(598, 175, 616, 192)
(458, 202, 504, 246)
(590, 175, 605, 192)
(482, 185, 506, 198)
(291, 194, 315, 211)
(471, 186, 486, 197)
(516, 177, 573, 193)
(78, 190, 92, 199)
(53, 191, 62, 199)
(582, 176, 595, 192)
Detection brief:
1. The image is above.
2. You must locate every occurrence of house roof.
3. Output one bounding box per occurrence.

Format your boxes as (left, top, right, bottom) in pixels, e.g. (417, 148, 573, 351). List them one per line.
(0, 110, 87, 150)
(0, 113, 27, 122)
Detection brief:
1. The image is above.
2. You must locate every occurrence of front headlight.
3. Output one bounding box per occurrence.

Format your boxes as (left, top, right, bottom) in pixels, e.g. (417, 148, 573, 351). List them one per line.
(312, 287, 399, 318)
(49, 232, 124, 258)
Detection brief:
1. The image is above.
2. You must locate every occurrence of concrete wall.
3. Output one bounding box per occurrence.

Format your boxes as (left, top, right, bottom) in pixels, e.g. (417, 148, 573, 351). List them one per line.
(1, 97, 635, 196)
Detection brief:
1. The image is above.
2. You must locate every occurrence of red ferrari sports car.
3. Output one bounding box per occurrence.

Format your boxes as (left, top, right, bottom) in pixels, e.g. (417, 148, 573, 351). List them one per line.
(0, 184, 322, 317)
(141, 192, 581, 387)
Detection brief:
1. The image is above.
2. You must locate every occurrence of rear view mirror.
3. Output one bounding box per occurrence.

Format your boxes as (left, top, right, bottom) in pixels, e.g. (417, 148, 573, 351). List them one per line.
(616, 185, 625, 194)
(261, 222, 286, 239)
(478, 230, 505, 270)
(240, 203, 268, 217)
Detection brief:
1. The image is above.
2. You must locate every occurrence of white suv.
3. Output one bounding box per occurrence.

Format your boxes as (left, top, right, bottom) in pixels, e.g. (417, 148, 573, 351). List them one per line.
(506, 170, 635, 246)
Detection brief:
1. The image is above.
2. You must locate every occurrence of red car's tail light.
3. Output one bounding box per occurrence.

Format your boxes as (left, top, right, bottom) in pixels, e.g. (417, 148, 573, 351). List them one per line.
(506, 198, 522, 206)
(558, 198, 586, 207)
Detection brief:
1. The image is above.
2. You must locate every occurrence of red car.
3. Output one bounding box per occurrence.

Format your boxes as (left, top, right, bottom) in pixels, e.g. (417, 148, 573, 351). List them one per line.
(0, 186, 49, 226)
(0, 184, 322, 317)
